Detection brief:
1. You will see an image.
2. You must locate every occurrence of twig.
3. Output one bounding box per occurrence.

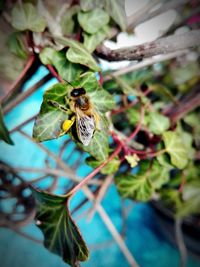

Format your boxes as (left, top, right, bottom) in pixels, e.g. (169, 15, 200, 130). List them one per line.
(83, 187, 140, 267)
(10, 227, 42, 244)
(1, 55, 35, 104)
(96, 30, 200, 62)
(10, 114, 37, 133)
(3, 74, 52, 114)
(104, 50, 188, 82)
(127, 106, 144, 142)
(175, 218, 187, 267)
(87, 174, 114, 221)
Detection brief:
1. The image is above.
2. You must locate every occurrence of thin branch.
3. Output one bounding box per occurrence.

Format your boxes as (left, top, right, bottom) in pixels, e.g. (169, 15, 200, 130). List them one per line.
(1, 55, 35, 104)
(10, 226, 42, 244)
(47, 64, 63, 82)
(10, 114, 37, 134)
(127, 106, 144, 142)
(175, 218, 187, 267)
(96, 29, 200, 62)
(3, 74, 52, 114)
(104, 50, 188, 82)
(83, 187, 140, 267)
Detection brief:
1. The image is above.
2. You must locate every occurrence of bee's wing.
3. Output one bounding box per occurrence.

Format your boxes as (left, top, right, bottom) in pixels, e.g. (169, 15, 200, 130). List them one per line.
(76, 113, 95, 146)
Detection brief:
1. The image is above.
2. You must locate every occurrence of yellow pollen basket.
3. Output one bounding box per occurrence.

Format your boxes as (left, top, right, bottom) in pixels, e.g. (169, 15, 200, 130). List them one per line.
(62, 116, 75, 132)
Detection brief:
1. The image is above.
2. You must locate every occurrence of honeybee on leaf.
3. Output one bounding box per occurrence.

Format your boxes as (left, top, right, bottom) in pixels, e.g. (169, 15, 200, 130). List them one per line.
(49, 84, 99, 146)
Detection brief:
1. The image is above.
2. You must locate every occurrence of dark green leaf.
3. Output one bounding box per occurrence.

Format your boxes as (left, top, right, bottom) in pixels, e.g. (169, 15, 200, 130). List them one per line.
(163, 131, 188, 169)
(148, 112, 170, 135)
(0, 106, 14, 145)
(11, 3, 46, 32)
(33, 83, 70, 142)
(7, 32, 28, 59)
(56, 37, 100, 71)
(78, 8, 109, 34)
(104, 0, 127, 31)
(83, 25, 111, 53)
(86, 156, 120, 174)
(31, 188, 89, 267)
(80, 0, 103, 11)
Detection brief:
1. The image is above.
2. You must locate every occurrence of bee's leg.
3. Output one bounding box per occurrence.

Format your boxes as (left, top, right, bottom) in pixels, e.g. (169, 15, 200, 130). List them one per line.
(62, 115, 76, 133)
(48, 100, 70, 113)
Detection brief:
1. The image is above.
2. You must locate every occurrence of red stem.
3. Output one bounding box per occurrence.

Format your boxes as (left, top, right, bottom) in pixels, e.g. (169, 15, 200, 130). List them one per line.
(127, 106, 144, 142)
(47, 64, 64, 82)
(69, 145, 122, 197)
(1, 55, 35, 103)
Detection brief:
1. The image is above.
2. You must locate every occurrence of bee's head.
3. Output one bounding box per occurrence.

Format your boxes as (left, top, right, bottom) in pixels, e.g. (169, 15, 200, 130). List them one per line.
(70, 88, 86, 98)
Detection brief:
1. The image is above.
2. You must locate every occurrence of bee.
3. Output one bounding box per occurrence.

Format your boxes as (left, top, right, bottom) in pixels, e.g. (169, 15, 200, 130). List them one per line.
(50, 85, 99, 146)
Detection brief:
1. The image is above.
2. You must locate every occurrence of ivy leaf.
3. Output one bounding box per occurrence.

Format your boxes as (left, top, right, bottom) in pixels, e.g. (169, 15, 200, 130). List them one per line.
(89, 89, 116, 113)
(148, 112, 170, 135)
(31, 188, 89, 267)
(11, 3, 46, 32)
(104, 0, 127, 31)
(80, 0, 103, 11)
(78, 8, 109, 34)
(86, 156, 120, 174)
(148, 160, 170, 189)
(61, 5, 80, 35)
(83, 25, 111, 53)
(0, 106, 14, 145)
(7, 32, 28, 59)
(163, 131, 188, 169)
(33, 83, 70, 142)
(115, 173, 154, 201)
(81, 131, 109, 161)
(56, 37, 100, 71)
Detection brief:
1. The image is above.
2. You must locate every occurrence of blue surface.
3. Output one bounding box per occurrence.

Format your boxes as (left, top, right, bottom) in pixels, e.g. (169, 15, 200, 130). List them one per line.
(0, 66, 200, 267)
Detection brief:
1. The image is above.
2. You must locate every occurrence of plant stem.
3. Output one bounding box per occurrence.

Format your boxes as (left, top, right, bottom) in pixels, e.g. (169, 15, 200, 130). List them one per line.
(175, 218, 187, 267)
(127, 106, 144, 142)
(69, 145, 122, 196)
(47, 64, 63, 82)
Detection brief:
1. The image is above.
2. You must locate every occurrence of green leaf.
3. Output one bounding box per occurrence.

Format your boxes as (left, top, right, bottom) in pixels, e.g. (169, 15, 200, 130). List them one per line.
(56, 37, 100, 71)
(163, 131, 188, 169)
(112, 76, 139, 96)
(83, 25, 111, 53)
(115, 173, 154, 201)
(89, 89, 116, 113)
(86, 156, 120, 174)
(7, 32, 28, 59)
(11, 3, 46, 32)
(39, 48, 83, 82)
(78, 8, 109, 34)
(61, 5, 80, 35)
(104, 0, 127, 31)
(125, 154, 140, 168)
(0, 106, 14, 145)
(80, 0, 103, 11)
(33, 83, 70, 142)
(81, 131, 109, 161)
(148, 160, 170, 189)
(31, 188, 89, 267)
(148, 112, 170, 135)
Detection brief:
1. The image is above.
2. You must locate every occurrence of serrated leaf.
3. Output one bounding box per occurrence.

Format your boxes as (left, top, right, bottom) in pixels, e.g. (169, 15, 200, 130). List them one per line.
(56, 37, 100, 71)
(31, 188, 89, 267)
(83, 25, 111, 53)
(86, 156, 120, 174)
(163, 131, 188, 169)
(125, 154, 140, 168)
(0, 106, 14, 145)
(33, 83, 70, 142)
(39, 48, 83, 82)
(148, 112, 170, 135)
(104, 0, 127, 31)
(78, 8, 109, 34)
(11, 3, 46, 32)
(80, 0, 103, 11)
(81, 131, 109, 161)
(7, 32, 28, 59)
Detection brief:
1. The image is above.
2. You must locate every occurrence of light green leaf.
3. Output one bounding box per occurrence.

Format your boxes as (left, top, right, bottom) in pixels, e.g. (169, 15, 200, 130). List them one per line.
(33, 83, 70, 142)
(163, 131, 188, 169)
(11, 3, 46, 32)
(56, 37, 100, 71)
(81, 131, 109, 161)
(78, 8, 109, 34)
(89, 89, 116, 113)
(148, 112, 170, 135)
(7, 32, 28, 59)
(86, 156, 120, 175)
(0, 106, 14, 145)
(32, 188, 89, 267)
(80, 0, 103, 11)
(104, 0, 127, 31)
(125, 154, 140, 168)
(83, 25, 111, 53)
(148, 160, 170, 189)
(61, 5, 80, 35)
